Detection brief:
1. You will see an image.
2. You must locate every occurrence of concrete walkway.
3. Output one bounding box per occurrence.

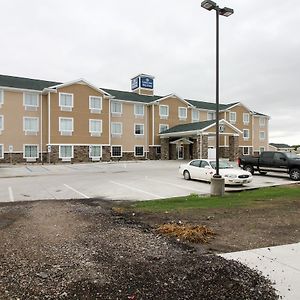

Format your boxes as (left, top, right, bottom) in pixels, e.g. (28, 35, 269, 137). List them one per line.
(221, 242, 300, 299)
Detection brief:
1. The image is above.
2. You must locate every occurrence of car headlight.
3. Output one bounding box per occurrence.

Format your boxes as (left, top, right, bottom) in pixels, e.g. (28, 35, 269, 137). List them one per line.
(224, 174, 238, 178)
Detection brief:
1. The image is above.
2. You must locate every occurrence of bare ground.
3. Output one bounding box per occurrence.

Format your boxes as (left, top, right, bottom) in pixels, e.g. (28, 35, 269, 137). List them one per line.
(0, 199, 278, 300)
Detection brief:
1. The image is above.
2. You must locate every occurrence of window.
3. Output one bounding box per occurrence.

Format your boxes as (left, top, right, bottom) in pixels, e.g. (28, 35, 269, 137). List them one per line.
(274, 152, 286, 161)
(260, 117, 265, 127)
(259, 131, 265, 140)
(111, 146, 122, 157)
(135, 146, 144, 157)
(24, 92, 39, 109)
(0, 144, 3, 159)
(190, 160, 201, 167)
(259, 147, 265, 153)
(243, 147, 249, 155)
(192, 109, 199, 122)
(0, 115, 3, 131)
(89, 119, 102, 136)
(24, 117, 39, 134)
(0, 90, 3, 105)
(24, 145, 38, 159)
(243, 113, 250, 124)
(111, 101, 122, 114)
(134, 104, 144, 117)
(178, 107, 187, 120)
(89, 96, 102, 113)
(59, 93, 73, 111)
(159, 124, 169, 133)
(229, 112, 236, 123)
(89, 145, 102, 158)
(59, 145, 73, 159)
(111, 122, 122, 135)
(207, 112, 215, 120)
(243, 129, 250, 140)
(59, 118, 73, 135)
(134, 124, 144, 135)
(159, 105, 169, 118)
(200, 161, 209, 168)
(156, 147, 161, 155)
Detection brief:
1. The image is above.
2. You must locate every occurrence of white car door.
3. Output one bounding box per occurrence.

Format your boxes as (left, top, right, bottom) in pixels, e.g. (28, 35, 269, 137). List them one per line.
(188, 160, 202, 179)
(200, 161, 215, 181)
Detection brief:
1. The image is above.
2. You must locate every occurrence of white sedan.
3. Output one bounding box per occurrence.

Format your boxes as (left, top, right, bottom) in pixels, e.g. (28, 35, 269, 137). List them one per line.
(179, 159, 253, 185)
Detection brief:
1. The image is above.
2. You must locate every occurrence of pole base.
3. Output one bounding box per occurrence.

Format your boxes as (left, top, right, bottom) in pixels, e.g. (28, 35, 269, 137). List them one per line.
(210, 177, 225, 196)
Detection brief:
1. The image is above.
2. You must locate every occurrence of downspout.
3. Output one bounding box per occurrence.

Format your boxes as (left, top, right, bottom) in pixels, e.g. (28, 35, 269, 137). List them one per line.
(40, 94, 43, 163)
(145, 104, 148, 159)
(48, 92, 51, 163)
(152, 104, 155, 145)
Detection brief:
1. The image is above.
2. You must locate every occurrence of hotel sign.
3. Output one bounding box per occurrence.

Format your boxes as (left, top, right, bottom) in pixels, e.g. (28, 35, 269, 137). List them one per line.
(131, 75, 154, 90)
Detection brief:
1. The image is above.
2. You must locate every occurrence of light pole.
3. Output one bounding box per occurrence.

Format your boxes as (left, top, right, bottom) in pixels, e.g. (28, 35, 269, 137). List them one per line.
(201, 0, 234, 196)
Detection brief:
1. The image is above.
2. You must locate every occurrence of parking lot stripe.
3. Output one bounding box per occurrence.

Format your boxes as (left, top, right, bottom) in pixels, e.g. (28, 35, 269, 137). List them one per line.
(8, 187, 14, 202)
(110, 181, 163, 199)
(63, 184, 89, 199)
(146, 178, 202, 192)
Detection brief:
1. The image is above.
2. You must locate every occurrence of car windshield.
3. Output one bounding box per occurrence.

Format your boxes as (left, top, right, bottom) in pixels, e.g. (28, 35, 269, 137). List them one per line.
(209, 161, 234, 169)
(285, 152, 300, 159)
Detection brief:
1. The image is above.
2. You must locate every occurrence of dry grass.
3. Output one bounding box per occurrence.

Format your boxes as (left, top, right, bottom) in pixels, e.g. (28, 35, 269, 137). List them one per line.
(156, 223, 216, 244)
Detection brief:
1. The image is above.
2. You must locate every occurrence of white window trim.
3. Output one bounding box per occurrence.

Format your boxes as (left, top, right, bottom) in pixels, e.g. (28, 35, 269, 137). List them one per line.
(89, 96, 102, 113)
(229, 112, 236, 124)
(134, 123, 145, 136)
(111, 101, 123, 115)
(243, 113, 250, 124)
(89, 145, 102, 159)
(23, 144, 39, 159)
(192, 109, 200, 122)
(59, 93, 74, 109)
(111, 122, 123, 136)
(111, 145, 122, 158)
(59, 145, 74, 159)
(0, 90, 4, 105)
(89, 119, 102, 136)
(134, 104, 144, 117)
(259, 131, 266, 140)
(178, 107, 187, 120)
(243, 129, 250, 140)
(159, 105, 169, 119)
(259, 147, 265, 153)
(134, 145, 144, 157)
(0, 115, 4, 131)
(243, 146, 250, 155)
(23, 92, 39, 108)
(0, 144, 3, 159)
(159, 124, 169, 133)
(23, 117, 39, 134)
(260, 117, 266, 127)
(59, 117, 74, 134)
(207, 111, 215, 120)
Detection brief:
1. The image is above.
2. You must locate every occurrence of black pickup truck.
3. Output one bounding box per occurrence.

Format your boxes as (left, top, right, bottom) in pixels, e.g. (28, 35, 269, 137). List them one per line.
(238, 151, 300, 180)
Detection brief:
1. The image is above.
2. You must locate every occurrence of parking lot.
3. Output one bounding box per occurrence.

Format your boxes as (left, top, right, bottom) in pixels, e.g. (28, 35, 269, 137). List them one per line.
(0, 160, 297, 203)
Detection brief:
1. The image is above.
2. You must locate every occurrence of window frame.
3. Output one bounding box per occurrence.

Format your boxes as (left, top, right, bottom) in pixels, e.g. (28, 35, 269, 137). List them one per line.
(159, 124, 169, 133)
(0, 115, 3, 131)
(243, 113, 250, 124)
(159, 105, 169, 119)
(243, 147, 250, 155)
(23, 144, 39, 159)
(59, 117, 74, 135)
(23, 92, 39, 108)
(89, 145, 102, 159)
(243, 129, 250, 140)
(134, 145, 144, 157)
(134, 123, 144, 136)
(178, 107, 187, 120)
(229, 112, 237, 124)
(89, 119, 102, 136)
(207, 111, 215, 120)
(259, 131, 266, 140)
(23, 117, 39, 133)
(111, 122, 122, 136)
(0, 144, 3, 159)
(59, 145, 74, 159)
(134, 104, 144, 117)
(59, 93, 74, 110)
(89, 96, 102, 113)
(111, 101, 122, 115)
(192, 109, 200, 122)
(259, 117, 266, 127)
(111, 145, 122, 158)
(259, 147, 265, 153)
(0, 89, 4, 105)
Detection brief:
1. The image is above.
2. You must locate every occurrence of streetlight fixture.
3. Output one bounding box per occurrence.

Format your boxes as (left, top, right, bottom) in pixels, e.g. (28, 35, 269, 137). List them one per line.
(201, 0, 234, 196)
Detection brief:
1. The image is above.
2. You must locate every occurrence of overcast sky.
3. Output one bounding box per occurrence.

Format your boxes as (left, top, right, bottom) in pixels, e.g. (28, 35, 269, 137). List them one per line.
(1, 0, 299, 145)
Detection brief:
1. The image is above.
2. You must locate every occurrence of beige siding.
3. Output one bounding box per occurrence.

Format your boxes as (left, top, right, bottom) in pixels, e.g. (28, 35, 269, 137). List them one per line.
(252, 116, 269, 152)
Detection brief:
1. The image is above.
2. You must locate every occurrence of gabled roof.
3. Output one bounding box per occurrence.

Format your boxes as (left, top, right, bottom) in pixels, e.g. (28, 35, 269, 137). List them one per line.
(252, 111, 269, 117)
(0, 74, 60, 91)
(160, 120, 215, 134)
(186, 99, 230, 111)
(102, 88, 162, 103)
(269, 143, 292, 149)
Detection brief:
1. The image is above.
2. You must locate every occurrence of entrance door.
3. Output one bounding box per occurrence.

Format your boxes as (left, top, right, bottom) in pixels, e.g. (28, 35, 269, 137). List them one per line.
(208, 148, 216, 159)
(178, 146, 184, 159)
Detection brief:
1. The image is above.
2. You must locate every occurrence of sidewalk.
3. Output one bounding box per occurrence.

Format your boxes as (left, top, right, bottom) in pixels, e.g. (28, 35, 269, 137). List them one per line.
(220, 242, 300, 299)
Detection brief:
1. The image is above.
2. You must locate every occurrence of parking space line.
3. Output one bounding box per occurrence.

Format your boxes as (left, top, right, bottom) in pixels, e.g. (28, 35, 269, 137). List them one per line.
(146, 177, 202, 192)
(110, 181, 163, 199)
(63, 184, 89, 199)
(8, 187, 14, 202)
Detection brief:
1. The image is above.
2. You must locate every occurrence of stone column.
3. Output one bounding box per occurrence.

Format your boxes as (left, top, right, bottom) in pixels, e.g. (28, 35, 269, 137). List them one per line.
(102, 146, 111, 162)
(229, 135, 239, 161)
(161, 138, 170, 160)
(194, 135, 208, 159)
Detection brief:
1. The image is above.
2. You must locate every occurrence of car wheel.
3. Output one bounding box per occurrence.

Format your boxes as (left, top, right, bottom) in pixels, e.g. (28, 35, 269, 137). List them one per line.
(259, 171, 267, 175)
(244, 165, 254, 175)
(289, 168, 300, 181)
(183, 170, 191, 180)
